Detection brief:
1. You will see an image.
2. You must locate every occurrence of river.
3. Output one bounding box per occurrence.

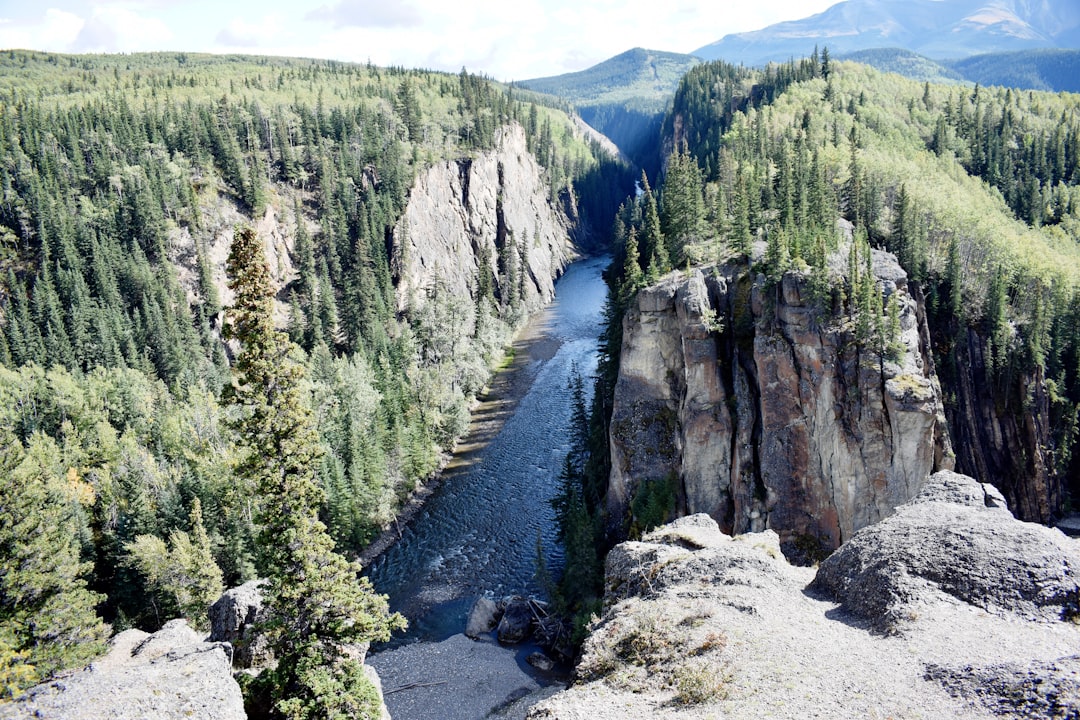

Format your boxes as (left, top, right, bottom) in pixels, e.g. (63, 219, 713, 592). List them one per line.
(365, 255, 609, 719)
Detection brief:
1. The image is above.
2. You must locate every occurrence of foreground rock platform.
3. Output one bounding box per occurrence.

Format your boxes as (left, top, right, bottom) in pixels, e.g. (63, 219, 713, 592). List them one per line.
(2, 620, 244, 720)
(530, 473, 1080, 719)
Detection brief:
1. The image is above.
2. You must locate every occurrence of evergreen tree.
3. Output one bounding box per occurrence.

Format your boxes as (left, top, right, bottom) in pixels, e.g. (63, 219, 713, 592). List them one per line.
(660, 144, 706, 264)
(639, 172, 669, 277)
(732, 167, 753, 254)
(0, 431, 109, 696)
(124, 497, 223, 631)
(620, 226, 643, 301)
(225, 225, 405, 720)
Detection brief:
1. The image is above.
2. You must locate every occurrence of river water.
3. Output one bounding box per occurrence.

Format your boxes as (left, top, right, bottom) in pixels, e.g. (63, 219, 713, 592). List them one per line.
(365, 255, 608, 641)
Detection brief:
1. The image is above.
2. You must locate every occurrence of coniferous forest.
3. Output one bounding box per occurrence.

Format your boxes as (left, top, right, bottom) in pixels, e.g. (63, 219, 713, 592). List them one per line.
(0, 49, 631, 709)
(548, 50, 1080, 638)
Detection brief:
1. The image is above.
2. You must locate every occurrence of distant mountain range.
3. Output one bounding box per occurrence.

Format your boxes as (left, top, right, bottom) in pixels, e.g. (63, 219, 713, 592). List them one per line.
(838, 47, 1080, 91)
(520, 2, 1080, 165)
(693, 0, 1080, 67)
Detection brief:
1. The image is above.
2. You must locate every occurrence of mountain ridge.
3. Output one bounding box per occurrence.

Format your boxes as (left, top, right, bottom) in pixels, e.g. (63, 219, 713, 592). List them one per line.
(693, 0, 1080, 67)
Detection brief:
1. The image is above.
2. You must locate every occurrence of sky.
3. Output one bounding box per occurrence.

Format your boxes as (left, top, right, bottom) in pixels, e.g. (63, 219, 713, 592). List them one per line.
(0, 0, 838, 81)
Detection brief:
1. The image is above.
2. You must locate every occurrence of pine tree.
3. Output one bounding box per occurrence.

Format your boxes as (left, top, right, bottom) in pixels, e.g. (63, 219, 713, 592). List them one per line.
(639, 172, 669, 277)
(225, 225, 405, 720)
(732, 166, 753, 255)
(0, 432, 109, 696)
(620, 226, 644, 302)
(885, 292, 903, 361)
(124, 497, 223, 631)
(660, 144, 706, 264)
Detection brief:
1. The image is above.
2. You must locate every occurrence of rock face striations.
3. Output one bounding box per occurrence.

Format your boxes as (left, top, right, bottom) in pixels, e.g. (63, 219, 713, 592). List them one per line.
(608, 237, 952, 555)
(529, 473, 1080, 719)
(392, 122, 575, 314)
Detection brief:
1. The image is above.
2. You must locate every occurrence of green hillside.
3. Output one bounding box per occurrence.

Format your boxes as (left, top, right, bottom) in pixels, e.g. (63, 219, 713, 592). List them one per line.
(839, 48, 966, 84)
(519, 47, 700, 110)
(659, 56, 1080, 505)
(0, 49, 630, 703)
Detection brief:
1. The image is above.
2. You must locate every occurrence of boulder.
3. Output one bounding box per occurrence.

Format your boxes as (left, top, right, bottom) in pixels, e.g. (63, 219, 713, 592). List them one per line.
(526, 652, 555, 672)
(926, 656, 1080, 719)
(209, 580, 271, 669)
(810, 470, 1080, 631)
(4, 620, 244, 720)
(465, 596, 500, 639)
(497, 596, 536, 644)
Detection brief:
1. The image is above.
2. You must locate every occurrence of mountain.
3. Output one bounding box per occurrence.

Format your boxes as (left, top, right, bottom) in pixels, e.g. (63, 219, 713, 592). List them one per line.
(519, 48, 700, 177)
(693, 0, 1080, 67)
(948, 48, 1080, 91)
(519, 47, 700, 111)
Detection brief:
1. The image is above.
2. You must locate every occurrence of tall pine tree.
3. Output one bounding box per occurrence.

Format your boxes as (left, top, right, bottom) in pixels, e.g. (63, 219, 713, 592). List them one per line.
(225, 225, 404, 720)
(0, 432, 109, 696)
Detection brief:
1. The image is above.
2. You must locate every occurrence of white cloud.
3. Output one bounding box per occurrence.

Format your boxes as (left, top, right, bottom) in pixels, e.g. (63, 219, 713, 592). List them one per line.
(0, 9, 84, 51)
(306, 0, 423, 29)
(71, 7, 173, 52)
(216, 14, 286, 48)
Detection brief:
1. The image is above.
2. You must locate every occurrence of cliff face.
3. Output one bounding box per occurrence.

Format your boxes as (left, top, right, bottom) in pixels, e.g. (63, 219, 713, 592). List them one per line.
(935, 323, 1062, 524)
(169, 122, 573, 330)
(608, 238, 952, 554)
(392, 123, 575, 313)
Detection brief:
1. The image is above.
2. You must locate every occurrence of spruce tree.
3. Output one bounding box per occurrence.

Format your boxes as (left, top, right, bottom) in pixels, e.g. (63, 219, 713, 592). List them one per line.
(621, 226, 644, 301)
(225, 225, 404, 720)
(639, 172, 669, 277)
(0, 432, 109, 696)
(660, 144, 706, 264)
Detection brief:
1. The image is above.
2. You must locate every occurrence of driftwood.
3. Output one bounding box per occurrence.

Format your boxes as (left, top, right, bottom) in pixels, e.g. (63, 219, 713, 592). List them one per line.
(385, 680, 448, 695)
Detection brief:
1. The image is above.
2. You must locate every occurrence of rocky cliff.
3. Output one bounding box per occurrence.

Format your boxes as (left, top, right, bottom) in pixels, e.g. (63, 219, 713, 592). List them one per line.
(392, 123, 575, 314)
(168, 121, 574, 330)
(529, 473, 1080, 719)
(608, 235, 952, 555)
(934, 322, 1063, 524)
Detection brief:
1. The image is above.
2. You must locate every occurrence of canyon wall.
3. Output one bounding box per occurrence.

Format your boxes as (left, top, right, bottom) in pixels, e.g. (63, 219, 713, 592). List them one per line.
(608, 237, 953, 554)
(392, 122, 575, 314)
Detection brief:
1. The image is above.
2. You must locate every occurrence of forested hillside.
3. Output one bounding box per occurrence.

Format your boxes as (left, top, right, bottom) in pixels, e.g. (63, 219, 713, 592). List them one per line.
(0, 49, 629, 696)
(605, 52, 1080, 528)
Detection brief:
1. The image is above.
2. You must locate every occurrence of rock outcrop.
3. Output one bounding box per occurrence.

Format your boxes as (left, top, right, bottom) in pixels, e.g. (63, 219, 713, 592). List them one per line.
(529, 498, 1080, 719)
(392, 123, 575, 314)
(608, 234, 952, 554)
(208, 579, 271, 669)
(3, 620, 244, 720)
(811, 470, 1080, 631)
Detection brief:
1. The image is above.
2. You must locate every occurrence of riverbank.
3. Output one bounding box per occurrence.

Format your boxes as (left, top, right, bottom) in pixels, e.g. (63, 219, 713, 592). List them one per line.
(357, 304, 567, 570)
